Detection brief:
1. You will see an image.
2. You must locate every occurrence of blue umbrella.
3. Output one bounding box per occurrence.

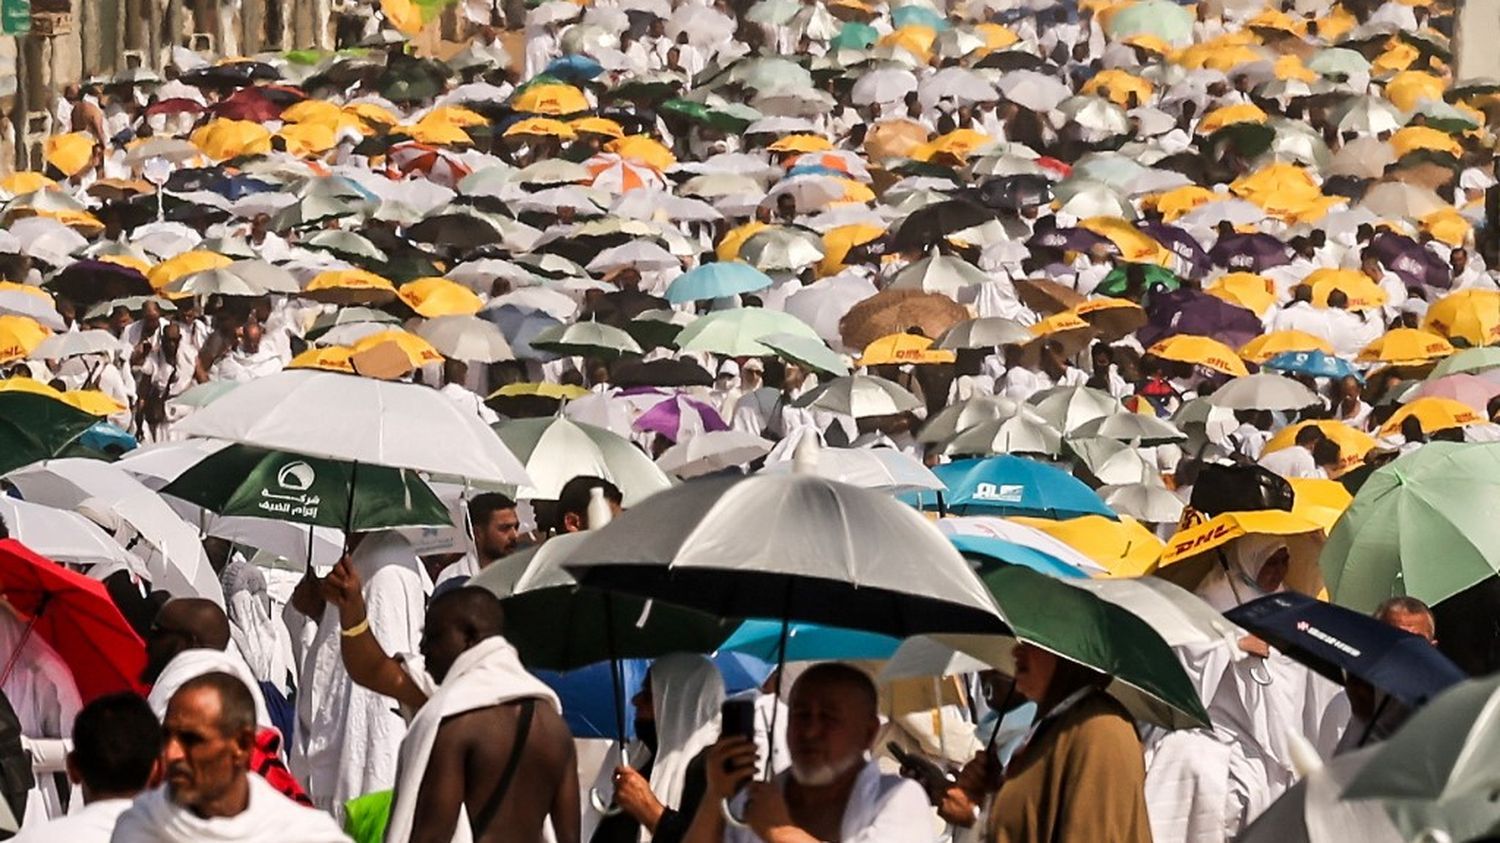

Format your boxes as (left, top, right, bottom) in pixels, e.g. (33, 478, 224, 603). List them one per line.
(947, 534, 1089, 579)
(207, 174, 277, 200)
(892, 4, 950, 29)
(537, 653, 770, 739)
(79, 422, 138, 456)
(663, 262, 774, 304)
(1226, 592, 1467, 708)
(481, 303, 562, 361)
(719, 620, 900, 663)
(544, 54, 605, 82)
(918, 456, 1117, 520)
(1264, 350, 1362, 381)
(786, 164, 849, 180)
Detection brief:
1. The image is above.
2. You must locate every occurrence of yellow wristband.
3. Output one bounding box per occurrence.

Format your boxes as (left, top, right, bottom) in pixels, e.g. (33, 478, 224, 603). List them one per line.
(341, 618, 370, 638)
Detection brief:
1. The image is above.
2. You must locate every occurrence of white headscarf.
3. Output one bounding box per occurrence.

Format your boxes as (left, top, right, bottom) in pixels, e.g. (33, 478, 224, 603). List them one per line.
(1195, 534, 1287, 612)
(646, 653, 724, 836)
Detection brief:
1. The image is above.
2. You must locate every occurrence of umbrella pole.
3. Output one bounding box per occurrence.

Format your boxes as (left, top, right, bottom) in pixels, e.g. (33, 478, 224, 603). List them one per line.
(937, 491, 947, 518)
(589, 595, 628, 817)
(724, 607, 791, 830)
(342, 461, 359, 555)
(0, 595, 47, 690)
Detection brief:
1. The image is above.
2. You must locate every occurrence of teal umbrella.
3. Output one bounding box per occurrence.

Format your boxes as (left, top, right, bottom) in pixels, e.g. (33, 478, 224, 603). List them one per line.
(720, 619, 898, 662)
(161, 444, 450, 531)
(1104, 0, 1192, 43)
(1322, 442, 1500, 612)
(891, 4, 949, 30)
(831, 22, 878, 50)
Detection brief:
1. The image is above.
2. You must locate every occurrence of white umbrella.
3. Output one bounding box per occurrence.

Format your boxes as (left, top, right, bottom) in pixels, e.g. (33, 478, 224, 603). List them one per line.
(1029, 385, 1122, 434)
(414, 315, 515, 363)
(783, 273, 878, 347)
(493, 416, 672, 505)
(656, 430, 772, 478)
(29, 329, 128, 361)
(0, 288, 64, 331)
(13, 217, 86, 265)
(794, 374, 922, 418)
(935, 317, 1032, 350)
(587, 241, 681, 274)
(740, 227, 826, 271)
(920, 396, 1019, 444)
(761, 446, 945, 495)
(997, 70, 1071, 112)
(1071, 411, 1186, 445)
(487, 287, 578, 322)
(919, 67, 997, 108)
(1069, 436, 1157, 485)
(943, 411, 1065, 457)
(764, 176, 851, 215)
(174, 370, 532, 486)
(4, 458, 222, 603)
(1209, 373, 1322, 411)
(0, 496, 144, 575)
(852, 68, 919, 106)
(1058, 96, 1131, 139)
(1099, 482, 1186, 523)
(890, 253, 992, 296)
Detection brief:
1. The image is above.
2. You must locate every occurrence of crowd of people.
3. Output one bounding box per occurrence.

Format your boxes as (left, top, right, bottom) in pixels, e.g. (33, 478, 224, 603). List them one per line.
(0, 0, 1498, 836)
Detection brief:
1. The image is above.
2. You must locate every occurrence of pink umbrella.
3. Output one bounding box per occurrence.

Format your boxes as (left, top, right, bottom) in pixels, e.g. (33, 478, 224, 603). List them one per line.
(634, 394, 729, 442)
(1412, 373, 1500, 414)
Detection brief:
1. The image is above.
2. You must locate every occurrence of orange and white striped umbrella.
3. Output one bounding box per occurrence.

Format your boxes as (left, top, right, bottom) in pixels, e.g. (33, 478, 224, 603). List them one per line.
(585, 154, 665, 193)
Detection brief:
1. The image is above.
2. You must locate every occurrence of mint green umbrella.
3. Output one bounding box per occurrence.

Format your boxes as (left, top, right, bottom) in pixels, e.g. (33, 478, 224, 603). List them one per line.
(674, 307, 821, 356)
(1105, 0, 1192, 43)
(1428, 346, 1500, 379)
(1321, 442, 1500, 612)
(831, 22, 878, 50)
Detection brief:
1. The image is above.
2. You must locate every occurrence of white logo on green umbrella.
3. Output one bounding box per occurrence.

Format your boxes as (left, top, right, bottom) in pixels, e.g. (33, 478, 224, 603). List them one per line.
(277, 461, 316, 492)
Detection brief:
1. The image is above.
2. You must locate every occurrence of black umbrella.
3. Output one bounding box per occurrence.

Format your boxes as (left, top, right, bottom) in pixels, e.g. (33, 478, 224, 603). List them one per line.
(612, 358, 714, 388)
(975, 51, 1049, 71)
(1227, 592, 1466, 707)
(1207, 231, 1292, 273)
(46, 260, 153, 303)
(887, 198, 995, 252)
(404, 213, 505, 251)
(978, 174, 1052, 211)
(580, 290, 669, 327)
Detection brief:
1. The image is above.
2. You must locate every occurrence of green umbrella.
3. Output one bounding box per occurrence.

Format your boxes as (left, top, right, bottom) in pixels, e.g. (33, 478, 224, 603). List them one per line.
(0, 393, 101, 476)
(161, 444, 450, 531)
(674, 307, 822, 356)
(1105, 0, 1192, 43)
(1321, 442, 1500, 612)
(1342, 674, 1500, 842)
(530, 321, 643, 359)
(1096, 263, 1183, 299)
(659, 99, 754, 133)
(1210, 122, 1275, 159)
(831, 22, 878, 49)
(1428, 347, 1500, 378)
(757, 331, 851, 377)
(944, 564, 1209, 729)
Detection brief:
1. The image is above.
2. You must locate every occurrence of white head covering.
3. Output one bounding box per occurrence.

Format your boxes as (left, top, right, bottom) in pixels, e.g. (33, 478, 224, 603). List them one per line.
(1194, 534, 1287, 612)
(646, 653, 724, 830)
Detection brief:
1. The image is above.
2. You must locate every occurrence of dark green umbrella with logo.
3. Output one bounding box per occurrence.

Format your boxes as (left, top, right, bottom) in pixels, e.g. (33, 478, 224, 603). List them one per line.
(0, 391, 105, 476)
(160, 443, 450, 531)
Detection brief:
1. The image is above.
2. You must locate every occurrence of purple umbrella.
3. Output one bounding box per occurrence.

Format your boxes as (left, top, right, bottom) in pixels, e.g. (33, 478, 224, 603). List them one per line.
(1026, 227, 1113, 255)
(1139, 289, 1265, 351)
(633, 395, 729, 442)
(1370, 232, 1449, 291)
(1138, 222, 1209, 279)
(1207, 232, 1292, 273)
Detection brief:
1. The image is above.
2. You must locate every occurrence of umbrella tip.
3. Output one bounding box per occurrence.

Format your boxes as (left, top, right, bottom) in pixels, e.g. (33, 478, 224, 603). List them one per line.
(1286, 731, 1323, 778)
(793, 434, 821, 475)
(587, 486, 614, 530)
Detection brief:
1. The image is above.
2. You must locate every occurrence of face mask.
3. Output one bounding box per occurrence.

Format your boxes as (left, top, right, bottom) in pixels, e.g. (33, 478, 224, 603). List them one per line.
(634, 718, 658, 752)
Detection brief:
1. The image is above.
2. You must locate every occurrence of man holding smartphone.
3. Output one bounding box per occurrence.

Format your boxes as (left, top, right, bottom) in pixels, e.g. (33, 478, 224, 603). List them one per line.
(682, 663, 937, 843)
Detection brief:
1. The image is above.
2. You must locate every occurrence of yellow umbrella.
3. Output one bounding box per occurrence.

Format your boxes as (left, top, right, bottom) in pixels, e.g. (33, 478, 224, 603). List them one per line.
(277, 122, 338, 158)
(147, 250, 232, 291)
(570, 117, 626, 139)
(1385, 71, 1446, 111)
(716, 220, 770, 262)
(351, 329, 445, 367)
(396, 277, 484, 317)
(305, 269, 399, 306)
(1071, 298, 1146, 341)
(97, 254, 152, 275)
(819, 224, 885, 277)
(607, 135, 677, 170)
(835, 179, 876, 205)
(380, 0, 424, 35)
(1373, 40, 1420, 74)
(1317, 5, 1356, 39)
(1030, 312, 1096, 359)
(911, 128, 992, 162)
(1305, 267, 1389, 310)
(1147, 334, 1251, 376)
(502, 118, 576, 142)
(879, 25, 937, 61)
(975, 23, 1019, 50)
(0, 316, 48, 362)
(1206, 272, 1277, 316)
(289, 346, 356, 373)
(864, 119, 929, 161)
(39, 209, 104, 235)
(0, 281, 52, 306)
(190, 119, 272, 161)
(1122, 33, 1172, 55)
(768, 134, 835, 154)
(0, 172, 55, 195)
(0, 376, 65, 398)
(512, 83, 590, 115)
(1273, 55, 1317, 82)
(345, 102, 400, 130)
(280, 99, 344, 125)
(1230, 163, 1323, 207)
(1010, 514, 1163, 577)
(1155, 510, 1326, 596)
(1424, 289, 1500, 346)
(1391, 125, 1462, 158)
(58, 389, 127, 416)
(1151, 185, 1219, 222)
(1288, 477, 1354, 532)
(1422, 208, 1472, 247)
(860, 333, 956, 365)
(406, 119, 474, 146)
(1199, 44, 1269, 72)
(1198, 103, 1269, 135)
(1247, 8, 1304, 35)
(1079, 216, 1168, 264)
(1081, 70, 1154, 106)
(43, 133, 96, 177)
(489, 382, 590, 400)
(1379, 396, 1484, 436)
(1239, 329, 1335, 363)
(425, 106, 487, 128)
(1357, 327, 1455, 364)
(1266, 420, 1375, 473)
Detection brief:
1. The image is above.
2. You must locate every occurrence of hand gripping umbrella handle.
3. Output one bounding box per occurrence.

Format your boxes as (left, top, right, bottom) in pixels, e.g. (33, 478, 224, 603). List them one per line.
(589, 745, 629, 817)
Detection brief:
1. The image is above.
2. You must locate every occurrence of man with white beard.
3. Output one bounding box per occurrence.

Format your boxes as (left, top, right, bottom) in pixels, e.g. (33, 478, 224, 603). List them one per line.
(682, 663, 936, 843)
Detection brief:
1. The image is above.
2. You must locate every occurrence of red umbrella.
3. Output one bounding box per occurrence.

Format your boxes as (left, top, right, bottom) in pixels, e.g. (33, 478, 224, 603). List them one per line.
(144, 97, 206, 118)
(388, 142, 472, 189)
(0, 539, 145, 703)
(212, 87, 283, 122)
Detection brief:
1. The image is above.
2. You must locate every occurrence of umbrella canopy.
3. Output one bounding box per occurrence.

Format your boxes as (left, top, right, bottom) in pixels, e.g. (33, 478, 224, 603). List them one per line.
(675, 307, 821, 356)
(1209, 374, 1322, 411)
(656, 430, 773, 479)
(0, 539, 145, 703)
(793, 374, 922, 418)
(663, 262, 774, 304)
(0, 496, 141, 571)
(1148, 334, 1252, 377)
(923, 456, 1116, 519)
(562, 472, 1006, 636)
(634, 395, 730, 442)
(175, 370, 531, 486)
(494, 416, 672, 505)
(0, 390, 101, 475)
(531, 321, 643, 359)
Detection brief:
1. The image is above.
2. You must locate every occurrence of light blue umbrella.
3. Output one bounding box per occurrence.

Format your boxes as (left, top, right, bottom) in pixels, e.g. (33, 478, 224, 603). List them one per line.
(719, 620, 900, 662)
(664, 262, 774, 304)
(916, 455, 1117, 520)
(892, 4, 950, 30)
(947, 534, 1089, 579)
(481, 303, 562, 361)
(1264, 350, 1362, 382)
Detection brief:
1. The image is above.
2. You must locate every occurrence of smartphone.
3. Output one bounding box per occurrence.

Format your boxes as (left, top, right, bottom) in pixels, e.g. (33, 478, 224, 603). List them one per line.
(887, 742, 957, 801)
(720, 698, 757, 741)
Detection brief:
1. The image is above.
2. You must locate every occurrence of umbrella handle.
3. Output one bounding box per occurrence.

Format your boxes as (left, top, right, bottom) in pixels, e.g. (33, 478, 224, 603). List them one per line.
(588, 745, 629, 816)
(720, 797, 750, 829)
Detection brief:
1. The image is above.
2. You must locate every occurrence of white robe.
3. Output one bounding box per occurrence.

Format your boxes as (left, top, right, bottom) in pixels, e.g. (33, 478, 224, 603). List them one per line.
(384, 636, 560, 843)
(109, 773, 349, 843)
(290, 532, 425, 816)
(0, 611, 82, 826)
(722, 760, 937, 843)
